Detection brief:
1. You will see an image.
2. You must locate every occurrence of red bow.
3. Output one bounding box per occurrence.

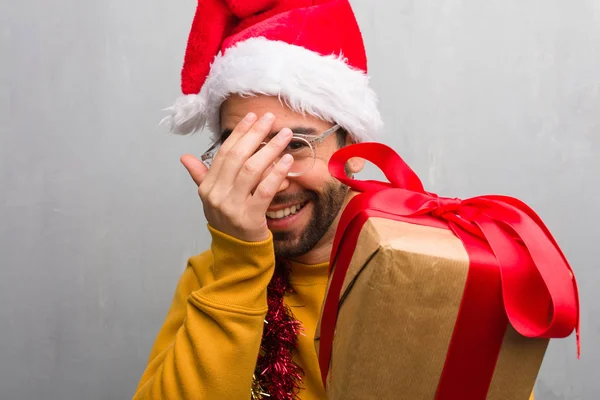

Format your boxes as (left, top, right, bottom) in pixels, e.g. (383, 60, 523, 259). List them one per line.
(319, 142, 580, 392)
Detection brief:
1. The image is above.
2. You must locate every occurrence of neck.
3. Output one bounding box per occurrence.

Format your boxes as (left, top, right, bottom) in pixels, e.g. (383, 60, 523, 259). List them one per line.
(289, 237, 334, 265)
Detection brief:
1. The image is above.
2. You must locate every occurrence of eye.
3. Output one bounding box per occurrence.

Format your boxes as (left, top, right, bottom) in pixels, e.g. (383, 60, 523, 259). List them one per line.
(284, 138, 311, 153)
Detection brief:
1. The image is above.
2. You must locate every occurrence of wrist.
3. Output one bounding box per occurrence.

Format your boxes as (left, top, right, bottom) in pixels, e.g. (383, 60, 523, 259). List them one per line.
(197, 224, 275, 309)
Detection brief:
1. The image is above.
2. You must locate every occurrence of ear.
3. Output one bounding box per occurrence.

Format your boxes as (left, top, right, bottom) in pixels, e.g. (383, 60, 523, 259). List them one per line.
(347, 156, 366, 174)
(344, 134, 366, 174)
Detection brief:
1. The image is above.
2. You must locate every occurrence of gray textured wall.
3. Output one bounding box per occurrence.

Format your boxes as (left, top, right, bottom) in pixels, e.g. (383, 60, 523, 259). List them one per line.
(0, 0, 597, 399)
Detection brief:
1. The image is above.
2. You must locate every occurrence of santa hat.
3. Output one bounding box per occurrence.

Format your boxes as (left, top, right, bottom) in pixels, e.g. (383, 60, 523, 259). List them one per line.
(164, 0, 383, 143)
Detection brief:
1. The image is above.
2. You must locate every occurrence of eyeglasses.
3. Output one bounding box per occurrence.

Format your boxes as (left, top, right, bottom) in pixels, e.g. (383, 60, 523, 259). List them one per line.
(200, 124, 341, 177)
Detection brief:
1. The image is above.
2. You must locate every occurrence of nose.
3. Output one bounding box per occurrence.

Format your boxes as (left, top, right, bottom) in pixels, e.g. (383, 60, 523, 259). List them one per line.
(277, 176, 290, 192)
(260, 161, 291, 193)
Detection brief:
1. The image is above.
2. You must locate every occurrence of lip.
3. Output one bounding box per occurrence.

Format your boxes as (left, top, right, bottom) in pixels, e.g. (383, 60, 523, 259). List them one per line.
(266, 201, 311, 231)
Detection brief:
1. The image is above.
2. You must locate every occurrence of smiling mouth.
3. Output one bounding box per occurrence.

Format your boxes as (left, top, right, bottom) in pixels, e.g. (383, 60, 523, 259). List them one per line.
(266, 201, 308, 220)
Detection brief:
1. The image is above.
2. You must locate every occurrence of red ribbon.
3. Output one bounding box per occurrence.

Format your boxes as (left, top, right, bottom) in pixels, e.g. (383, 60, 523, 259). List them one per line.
(318, 143, 580, 398)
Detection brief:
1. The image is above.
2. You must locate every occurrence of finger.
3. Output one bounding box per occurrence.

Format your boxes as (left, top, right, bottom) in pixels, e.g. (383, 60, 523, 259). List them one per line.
(180, 154, 208, 186)
(214, 112, 277, 187)
(229, 128, 293, 200)
(249, 154, 294, 213)
(201, 112, 258, 191)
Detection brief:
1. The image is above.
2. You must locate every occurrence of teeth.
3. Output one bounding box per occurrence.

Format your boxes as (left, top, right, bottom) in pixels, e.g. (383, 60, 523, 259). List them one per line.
(266, 203, 305, 220)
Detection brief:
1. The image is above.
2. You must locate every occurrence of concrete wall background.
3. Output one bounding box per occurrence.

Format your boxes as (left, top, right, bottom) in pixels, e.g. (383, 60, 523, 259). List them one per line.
(1, 0, 597, 398)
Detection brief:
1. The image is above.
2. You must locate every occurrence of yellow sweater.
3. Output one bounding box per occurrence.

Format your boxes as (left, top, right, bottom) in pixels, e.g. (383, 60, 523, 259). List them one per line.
(134, 226, 328, 399)
(134, 226, 535, 400)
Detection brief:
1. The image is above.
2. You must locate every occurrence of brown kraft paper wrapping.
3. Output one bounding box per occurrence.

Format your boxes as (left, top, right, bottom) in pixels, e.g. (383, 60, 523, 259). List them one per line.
(315, 217, 548, 400)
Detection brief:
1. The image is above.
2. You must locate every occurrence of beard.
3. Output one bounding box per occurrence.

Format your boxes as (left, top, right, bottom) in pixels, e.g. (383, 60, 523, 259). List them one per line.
(271, 180, 348, 259)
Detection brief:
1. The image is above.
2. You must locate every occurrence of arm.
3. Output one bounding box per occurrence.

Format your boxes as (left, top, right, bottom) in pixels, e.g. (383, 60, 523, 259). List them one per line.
(135, 113, 291, 398)
(133, 226, 276, 399)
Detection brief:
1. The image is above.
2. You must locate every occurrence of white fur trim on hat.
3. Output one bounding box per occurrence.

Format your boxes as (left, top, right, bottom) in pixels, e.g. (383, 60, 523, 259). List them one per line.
(163, 37, 383, 143)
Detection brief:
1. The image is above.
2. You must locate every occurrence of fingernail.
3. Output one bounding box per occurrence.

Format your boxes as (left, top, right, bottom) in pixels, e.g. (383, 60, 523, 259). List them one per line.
(278, 128, 292, 141)
(262, 113, 275, 122)
(244, 112, 256, 122)
(280, 154, 293, 166)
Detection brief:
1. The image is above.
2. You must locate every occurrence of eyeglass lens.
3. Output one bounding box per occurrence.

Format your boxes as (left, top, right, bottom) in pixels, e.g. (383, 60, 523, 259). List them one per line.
(256, 136, 316, 176)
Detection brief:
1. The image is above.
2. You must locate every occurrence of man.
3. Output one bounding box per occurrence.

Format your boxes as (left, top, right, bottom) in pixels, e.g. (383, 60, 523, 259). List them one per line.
(135, 1, 535, 399)
(134, 1, 380, 399)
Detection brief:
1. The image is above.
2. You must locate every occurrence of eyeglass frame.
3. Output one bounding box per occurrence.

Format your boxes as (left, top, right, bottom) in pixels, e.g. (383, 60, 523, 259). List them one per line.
(200, 124, 342, 176)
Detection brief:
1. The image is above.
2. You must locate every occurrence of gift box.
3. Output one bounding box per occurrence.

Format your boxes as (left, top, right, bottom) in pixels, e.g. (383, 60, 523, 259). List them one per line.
(315, 143, 580, 400)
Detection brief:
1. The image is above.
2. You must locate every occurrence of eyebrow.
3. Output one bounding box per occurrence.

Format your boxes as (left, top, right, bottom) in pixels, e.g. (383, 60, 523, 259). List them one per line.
(219, 126, 318, 143)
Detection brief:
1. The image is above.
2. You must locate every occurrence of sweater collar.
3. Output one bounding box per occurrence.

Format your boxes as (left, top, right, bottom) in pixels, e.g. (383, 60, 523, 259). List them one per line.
(286, 260, 330, 284)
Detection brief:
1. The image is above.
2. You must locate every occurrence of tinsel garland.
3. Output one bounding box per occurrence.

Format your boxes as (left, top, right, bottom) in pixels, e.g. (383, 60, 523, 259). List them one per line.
(251, 262, 304, 400)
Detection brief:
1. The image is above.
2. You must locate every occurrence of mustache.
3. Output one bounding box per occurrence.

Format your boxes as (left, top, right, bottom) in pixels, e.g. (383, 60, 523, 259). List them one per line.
(270, 191, 317, 206)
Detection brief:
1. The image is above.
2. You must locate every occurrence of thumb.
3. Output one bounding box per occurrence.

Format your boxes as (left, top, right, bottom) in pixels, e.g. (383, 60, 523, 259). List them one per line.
(180, 154, 208, 186)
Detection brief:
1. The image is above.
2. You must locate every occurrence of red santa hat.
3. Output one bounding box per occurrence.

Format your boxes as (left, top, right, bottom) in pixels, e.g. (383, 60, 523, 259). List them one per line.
(164, 0, 383, 143)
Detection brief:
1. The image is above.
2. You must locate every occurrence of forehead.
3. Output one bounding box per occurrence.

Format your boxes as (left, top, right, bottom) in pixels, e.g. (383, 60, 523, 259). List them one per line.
(219, 94, 333, 133)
